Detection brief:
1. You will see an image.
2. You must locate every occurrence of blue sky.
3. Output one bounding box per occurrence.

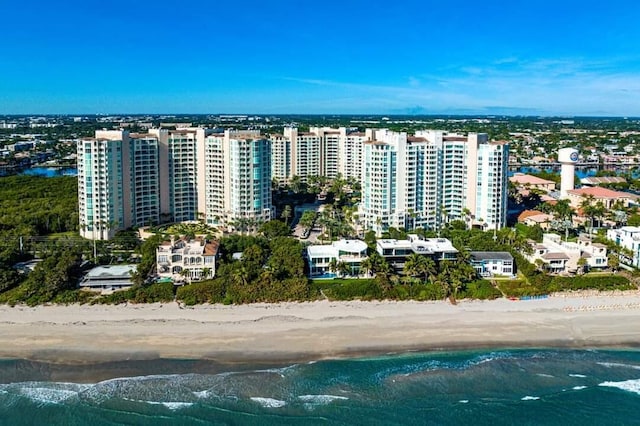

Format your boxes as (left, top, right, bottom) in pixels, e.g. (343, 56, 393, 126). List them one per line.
(2, 0, 640, 115)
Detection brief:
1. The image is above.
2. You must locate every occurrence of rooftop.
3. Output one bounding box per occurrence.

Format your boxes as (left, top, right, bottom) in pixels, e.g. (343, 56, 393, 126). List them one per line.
(470, 251, 514, 261)
(509, 173, 556, 186)
(85, 264, 137, 278)
(567, 187, 639, 200)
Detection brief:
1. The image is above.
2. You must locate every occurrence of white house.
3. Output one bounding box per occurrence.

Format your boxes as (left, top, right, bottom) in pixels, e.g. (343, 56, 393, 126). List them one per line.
(470, 252, 515, 277)
(526, 233, 607, 274)
(79, 265, 136, 292)
(607, 226, 640, 268)
(307, 239, 368, 278)
(156, 238, 219, 283)
(376, 235, 458, 272)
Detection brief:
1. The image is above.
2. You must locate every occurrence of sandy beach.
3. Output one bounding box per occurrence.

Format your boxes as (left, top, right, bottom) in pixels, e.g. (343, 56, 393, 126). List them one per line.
(1, 292, 640, 364)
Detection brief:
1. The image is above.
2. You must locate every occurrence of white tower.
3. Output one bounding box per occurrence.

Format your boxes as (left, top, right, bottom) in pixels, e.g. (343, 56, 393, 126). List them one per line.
(558, 147, 579, 198)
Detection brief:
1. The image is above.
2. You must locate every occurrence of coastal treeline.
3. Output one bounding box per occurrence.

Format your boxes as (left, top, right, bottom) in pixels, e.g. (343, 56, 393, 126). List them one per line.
(0, 176, 82, 301)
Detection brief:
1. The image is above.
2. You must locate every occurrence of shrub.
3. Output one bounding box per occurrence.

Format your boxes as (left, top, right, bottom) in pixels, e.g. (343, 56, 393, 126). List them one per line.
(463, 280, 502, 300)
(176, 279, 226, 305)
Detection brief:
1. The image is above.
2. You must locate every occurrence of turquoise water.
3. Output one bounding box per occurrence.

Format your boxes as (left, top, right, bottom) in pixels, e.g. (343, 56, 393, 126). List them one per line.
(19, 167, 77, 177)
(1, 349, 639, 425)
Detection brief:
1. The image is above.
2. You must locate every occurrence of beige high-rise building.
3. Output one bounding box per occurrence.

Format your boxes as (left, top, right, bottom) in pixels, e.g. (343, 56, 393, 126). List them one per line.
(204, 130, 273, 227)
(271, 126, 371, 182)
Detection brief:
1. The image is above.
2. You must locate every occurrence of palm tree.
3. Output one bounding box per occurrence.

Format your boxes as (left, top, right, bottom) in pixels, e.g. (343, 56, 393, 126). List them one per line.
(201, 267, 212, 280)
(461, 207, 473, 230)
(337, 260, 351, 277)
(404, 253, 436, 283)
(579, 194, 596, 232)
(359, 256, 374, 278)
(289, 175, 303, 194)
(179, 268, 191, 283)
(328, 258, 338, 276)
(281, 205, 292, 225)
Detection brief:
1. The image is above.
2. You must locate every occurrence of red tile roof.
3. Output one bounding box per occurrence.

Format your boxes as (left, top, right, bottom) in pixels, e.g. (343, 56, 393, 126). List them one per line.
(567, 187, 639, 199)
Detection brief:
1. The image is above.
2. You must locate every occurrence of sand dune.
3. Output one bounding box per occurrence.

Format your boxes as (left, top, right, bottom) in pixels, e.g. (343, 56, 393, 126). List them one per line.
(1, 292, 640, 364)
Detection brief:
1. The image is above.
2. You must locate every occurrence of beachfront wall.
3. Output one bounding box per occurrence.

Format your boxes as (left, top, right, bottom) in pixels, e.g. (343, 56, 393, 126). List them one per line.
(307, 239, 368, 278)
(156, 238, 219, 283)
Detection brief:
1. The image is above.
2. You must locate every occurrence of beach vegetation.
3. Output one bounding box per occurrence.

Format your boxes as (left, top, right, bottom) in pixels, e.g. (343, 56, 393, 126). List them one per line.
(498, 274, 633, 297)
(93, 282, 175, 305)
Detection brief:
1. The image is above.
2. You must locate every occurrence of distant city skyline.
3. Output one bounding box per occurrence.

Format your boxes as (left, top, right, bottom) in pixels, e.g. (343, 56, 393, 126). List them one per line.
(2, 0, 640, 116)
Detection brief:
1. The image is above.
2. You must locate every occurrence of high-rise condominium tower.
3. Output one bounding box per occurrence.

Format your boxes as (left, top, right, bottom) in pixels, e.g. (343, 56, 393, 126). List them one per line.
(77, 130, 130, 240)
(204, 130, 273, 227)
(359, 130, 509, 235)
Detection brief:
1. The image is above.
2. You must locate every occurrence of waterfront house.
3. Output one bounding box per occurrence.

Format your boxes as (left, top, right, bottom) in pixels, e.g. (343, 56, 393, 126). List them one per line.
(469, 252, 515, 277)
(156, 237, 219, 283)
(306, 239, 368, 278)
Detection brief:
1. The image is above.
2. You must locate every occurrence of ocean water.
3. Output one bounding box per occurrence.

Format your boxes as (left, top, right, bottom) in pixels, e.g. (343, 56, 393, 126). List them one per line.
(1, 349, 639, 425)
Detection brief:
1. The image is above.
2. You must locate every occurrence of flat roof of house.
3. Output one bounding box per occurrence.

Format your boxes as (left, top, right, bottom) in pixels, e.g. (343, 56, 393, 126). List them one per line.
(332, 239, 368, 253)
(85, 264, 137, 278)
(470, 251, 514, 261)
(377, 239, 413, 250)
(307, 245, 337, 258)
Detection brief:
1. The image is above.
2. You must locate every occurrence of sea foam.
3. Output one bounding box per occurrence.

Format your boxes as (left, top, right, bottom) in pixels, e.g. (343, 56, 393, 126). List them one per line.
(521, 396, 540, 401)
(298, 394, 349, 405)
(250, 397, 287, 408)
(598, 379, 640, 395)
(19, 387, 80, 405)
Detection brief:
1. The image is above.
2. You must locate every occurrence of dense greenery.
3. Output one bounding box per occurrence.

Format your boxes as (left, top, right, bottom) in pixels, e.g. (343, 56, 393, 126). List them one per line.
(498, 274, 633, 297)
(174, 234, 314, 305)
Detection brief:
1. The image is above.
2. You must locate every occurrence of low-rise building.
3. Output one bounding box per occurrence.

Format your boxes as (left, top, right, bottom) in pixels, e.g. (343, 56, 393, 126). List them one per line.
(518, 210, 553, 230)
(470, 252, 515, 277)
(307, 239, 368, 278)
(376, 235, 458, 272)
(156, 238, 219, 283)
(526, 233, 608, 274)
(607, 226, 640, 268)
(566, 187, 639, 210)
(79, 265, 136, 292)
(509, 173, 556, 193)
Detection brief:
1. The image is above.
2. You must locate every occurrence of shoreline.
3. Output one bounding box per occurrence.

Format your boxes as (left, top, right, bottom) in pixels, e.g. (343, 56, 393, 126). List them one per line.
(1, 293, 640, 369)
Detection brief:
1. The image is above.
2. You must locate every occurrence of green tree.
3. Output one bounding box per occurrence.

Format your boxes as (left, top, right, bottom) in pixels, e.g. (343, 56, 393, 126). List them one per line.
(281, 205, 293, 225)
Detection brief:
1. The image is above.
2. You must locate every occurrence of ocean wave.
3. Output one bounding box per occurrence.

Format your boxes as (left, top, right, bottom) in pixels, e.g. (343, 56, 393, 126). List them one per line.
(597, 362, 640, 370)
(572, 386, 587, 390)
(150, 401, 194, 410)
(19, 387, 81, 405)
(193, 390, 210, 399)
(521, 396, 540, 401)
(298, 394, 349, 405)
(250, 397, 287, 408)
(569, 374, 587, 378)
(598, 379, 640, 395)
(459, 400, 469, 403)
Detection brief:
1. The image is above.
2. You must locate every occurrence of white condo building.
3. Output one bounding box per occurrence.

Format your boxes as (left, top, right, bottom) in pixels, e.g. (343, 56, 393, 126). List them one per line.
(271, 127, 370, 182)
(129, 133, 160, 227)
(204, 130, 273, 227)
(77, 130, 130, 240)
(151, 129, 200, 222)
(359, 130, 509, 235)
